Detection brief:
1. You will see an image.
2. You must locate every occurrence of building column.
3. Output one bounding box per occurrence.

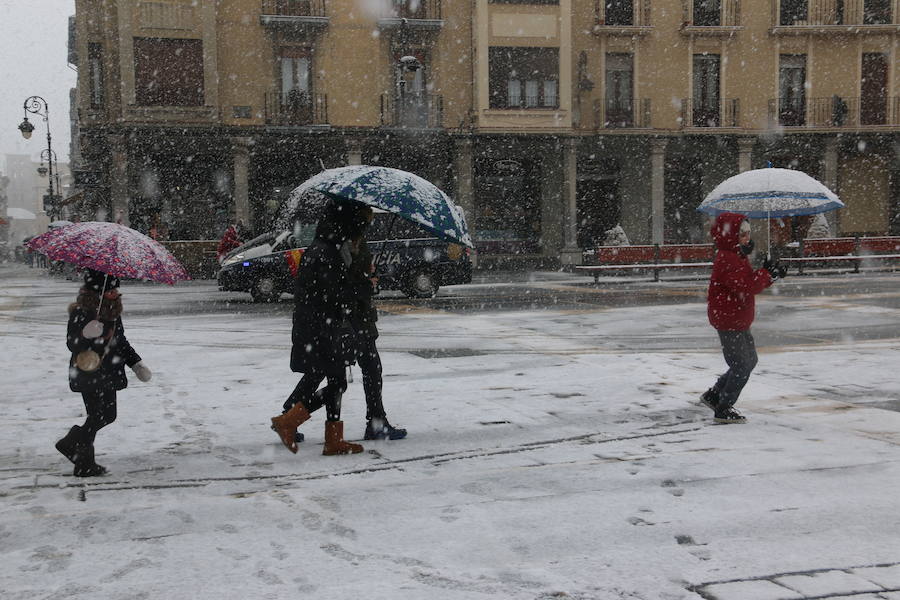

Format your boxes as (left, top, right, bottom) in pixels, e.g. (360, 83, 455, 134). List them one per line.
(560, 137, 582, 265)
(231, 137, 251, 227)
(650, 138, 668, 244)
(823, 136, 840, 234)
(737, 136, 755, 173)
(109, 135, 129, 226)
(346, 139, 363, 166)
(452, 136, 474, 231)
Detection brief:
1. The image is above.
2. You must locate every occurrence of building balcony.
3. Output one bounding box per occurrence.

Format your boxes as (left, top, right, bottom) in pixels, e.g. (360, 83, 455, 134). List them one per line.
(265, 92, 328, 126)
(593, 0, 652, 35)
(768, 96, 900, 128)
(259, 0, 328, 31)
(381, 94, 443, 129)
(772, 0, 900, 33)
(593, 98, 652, 129)
(681, 0, 742, 34)
(377, 0, 443, 30)
(681, 98, 740, 128)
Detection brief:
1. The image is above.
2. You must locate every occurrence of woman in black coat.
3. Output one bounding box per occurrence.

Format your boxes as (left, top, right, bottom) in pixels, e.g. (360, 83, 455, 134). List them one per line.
(348, 234, 406, 441)
(56, 269, 152, 477)
(271, 201, 370, 455)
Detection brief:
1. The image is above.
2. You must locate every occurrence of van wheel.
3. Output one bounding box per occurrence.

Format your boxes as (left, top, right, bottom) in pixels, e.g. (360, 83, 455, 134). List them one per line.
(251, 276, 281, 303)
(402, 269, 438, 298)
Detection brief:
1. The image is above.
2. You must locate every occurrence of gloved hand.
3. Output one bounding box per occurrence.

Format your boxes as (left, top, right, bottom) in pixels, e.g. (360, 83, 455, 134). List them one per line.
(82, 319, 104, 339)
(763, 256, 788, 280)
(131, 361, 152, 382)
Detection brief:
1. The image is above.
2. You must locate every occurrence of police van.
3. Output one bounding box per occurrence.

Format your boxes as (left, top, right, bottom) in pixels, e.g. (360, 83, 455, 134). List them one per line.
(217, 212, 473, 302)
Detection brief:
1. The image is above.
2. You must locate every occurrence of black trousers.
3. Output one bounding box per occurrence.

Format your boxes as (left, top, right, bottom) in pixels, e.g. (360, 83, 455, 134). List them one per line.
(356, 335, 385, 421)
(284, 367, 347, 422)
(80, 388, 117, 444)
(714, 330, 758, 412)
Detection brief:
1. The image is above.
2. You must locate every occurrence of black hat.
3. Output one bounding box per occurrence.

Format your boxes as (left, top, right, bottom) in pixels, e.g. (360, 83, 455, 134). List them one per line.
(83, 269, 120, 293)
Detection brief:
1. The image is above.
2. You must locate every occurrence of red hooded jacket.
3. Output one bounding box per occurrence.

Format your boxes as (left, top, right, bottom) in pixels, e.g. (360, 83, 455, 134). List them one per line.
(707, 212, 773, 331)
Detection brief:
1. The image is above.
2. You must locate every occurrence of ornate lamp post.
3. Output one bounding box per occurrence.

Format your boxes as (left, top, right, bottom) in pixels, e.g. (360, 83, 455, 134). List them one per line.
(18, 96, 58, 220)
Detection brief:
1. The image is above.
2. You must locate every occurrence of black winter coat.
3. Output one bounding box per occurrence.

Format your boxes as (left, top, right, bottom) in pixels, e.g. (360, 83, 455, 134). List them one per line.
(67, 306, 141, 393)
(290, 237, 355, 375)
(348, 242, 379, 340)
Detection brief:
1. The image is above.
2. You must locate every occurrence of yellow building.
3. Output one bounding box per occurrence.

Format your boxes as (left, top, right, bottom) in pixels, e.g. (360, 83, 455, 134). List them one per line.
(71, 0, 900, 264)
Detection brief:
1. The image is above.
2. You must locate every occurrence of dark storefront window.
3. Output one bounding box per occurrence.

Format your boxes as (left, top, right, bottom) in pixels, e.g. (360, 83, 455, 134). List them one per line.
(134, 37, 204, 106)
(474, 158, 541, 252)
(489, 47, 559, 109)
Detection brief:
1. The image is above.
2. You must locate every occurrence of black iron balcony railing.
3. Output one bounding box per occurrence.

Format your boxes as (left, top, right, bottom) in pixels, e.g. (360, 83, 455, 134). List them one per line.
(596, 98, 651, 128)
(380, 93, 443, 129)
(681, 98, 739, 127)
(682, 0, 740, 26)
(265, 92, 328, 126)
(261, 0, 326, 17)
(775, 0, 892, 26)
(769, 96, 806, 126)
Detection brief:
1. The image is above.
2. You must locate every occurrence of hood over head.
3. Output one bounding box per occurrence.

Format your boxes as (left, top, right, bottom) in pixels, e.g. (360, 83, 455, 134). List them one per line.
(711, 212, 748, 252)
(315, 200, 370, 245)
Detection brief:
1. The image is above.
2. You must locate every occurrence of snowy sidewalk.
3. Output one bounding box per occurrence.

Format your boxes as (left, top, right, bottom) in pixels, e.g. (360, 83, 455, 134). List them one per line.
(2, 268, 899, 599)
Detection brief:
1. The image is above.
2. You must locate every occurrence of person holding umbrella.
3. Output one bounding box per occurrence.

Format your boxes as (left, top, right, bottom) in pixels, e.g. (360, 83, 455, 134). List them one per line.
(701, 212, 786, 424)
(55, 269, 153, 476)
(271, 200, 371, 455)
(347, 216, 407, 441)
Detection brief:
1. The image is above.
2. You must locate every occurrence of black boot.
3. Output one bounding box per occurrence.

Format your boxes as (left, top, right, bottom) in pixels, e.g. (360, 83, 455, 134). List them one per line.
(364, 418, 407, 441)
(699, 388, 720, 412)
(55, 425, 81, 464)
(73, 442, 107, 477)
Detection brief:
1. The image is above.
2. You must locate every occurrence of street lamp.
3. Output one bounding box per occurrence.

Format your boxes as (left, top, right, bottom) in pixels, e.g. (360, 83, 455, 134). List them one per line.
(18, 96, 58, 220)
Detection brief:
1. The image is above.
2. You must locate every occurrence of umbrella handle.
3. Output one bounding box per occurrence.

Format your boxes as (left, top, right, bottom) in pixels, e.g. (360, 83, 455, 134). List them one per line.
(96, 273, 108, 319)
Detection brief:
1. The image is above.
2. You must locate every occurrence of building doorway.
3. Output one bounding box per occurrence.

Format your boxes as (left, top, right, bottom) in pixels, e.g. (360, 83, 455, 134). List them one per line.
(576, 177, 619, 247)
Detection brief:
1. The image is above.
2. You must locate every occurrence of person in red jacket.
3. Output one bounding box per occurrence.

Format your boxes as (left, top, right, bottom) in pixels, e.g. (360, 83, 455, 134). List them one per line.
(701, 212, 786, 423)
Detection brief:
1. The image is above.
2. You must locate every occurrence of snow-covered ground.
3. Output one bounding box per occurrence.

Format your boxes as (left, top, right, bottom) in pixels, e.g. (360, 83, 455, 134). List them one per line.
(2, 265, 899, 600)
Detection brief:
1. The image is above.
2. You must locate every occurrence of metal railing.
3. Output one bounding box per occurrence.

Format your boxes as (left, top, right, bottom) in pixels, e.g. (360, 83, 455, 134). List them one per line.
(682, 0, 741, 25)
(380, 93, 443, 128)
(595, 98, 652, 128)
(768, 96, 806, 126)
(596, 0, 652, 26)
(681, 98, 739, 127)
(491, 95, 560, 110)
(775, 0, 892, 26)
(265, 92, 328, 126)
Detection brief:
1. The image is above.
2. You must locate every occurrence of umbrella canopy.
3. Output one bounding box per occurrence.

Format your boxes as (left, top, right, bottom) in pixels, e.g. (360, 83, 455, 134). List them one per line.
(698, 168, 844, 218)
(25, 221, 190, 284)
(288, 165, 474, 248)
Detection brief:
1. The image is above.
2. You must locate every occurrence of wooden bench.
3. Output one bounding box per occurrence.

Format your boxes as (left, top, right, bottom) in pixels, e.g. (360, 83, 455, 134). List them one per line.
(576, 244, 715, 282)
(781, 236, 900, 274)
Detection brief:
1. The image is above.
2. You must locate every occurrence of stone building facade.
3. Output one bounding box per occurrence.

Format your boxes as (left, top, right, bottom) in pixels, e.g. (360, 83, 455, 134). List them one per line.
(71, 0, 900, 263)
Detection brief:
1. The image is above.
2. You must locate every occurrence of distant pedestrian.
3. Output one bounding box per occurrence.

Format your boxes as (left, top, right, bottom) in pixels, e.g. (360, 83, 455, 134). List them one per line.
(55, 269, 152, 476)
(216, 221, 244, 263)
(701, 213, 786, 424)
(270, 201, 370, 455)
(348, 220, 407, 441)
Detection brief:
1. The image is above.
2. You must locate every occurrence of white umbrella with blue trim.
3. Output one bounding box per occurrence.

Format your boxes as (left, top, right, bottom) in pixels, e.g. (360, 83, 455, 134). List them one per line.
(698, 167, 844, 251)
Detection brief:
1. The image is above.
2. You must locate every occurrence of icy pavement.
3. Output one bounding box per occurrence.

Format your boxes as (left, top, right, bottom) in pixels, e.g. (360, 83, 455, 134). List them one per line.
(1, 266, 899, 599)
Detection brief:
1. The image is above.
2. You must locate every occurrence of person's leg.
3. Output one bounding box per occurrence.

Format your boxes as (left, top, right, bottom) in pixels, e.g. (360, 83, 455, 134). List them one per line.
(272, 370, 325, 453)
(283, 371, 326, 413)
(74, 389, 117, 476)
(321, 368, 363, 455)
(716, 330, 758, 413)
(357, 336, 384, 421)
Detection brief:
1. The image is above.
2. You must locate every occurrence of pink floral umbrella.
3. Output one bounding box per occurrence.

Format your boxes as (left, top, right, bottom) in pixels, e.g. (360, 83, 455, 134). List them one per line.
(25, 221, 190, 284)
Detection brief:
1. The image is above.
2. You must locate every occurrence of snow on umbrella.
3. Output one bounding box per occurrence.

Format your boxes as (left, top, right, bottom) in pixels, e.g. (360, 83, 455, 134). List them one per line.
(25, 221, 190, 285)
(697, 168, 843, 218)
(288, 165, 474, 248)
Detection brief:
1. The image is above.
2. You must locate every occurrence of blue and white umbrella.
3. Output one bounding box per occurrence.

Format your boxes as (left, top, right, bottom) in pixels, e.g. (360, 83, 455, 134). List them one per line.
(289, 165, 473, 248)
(698, 168, 843, 218)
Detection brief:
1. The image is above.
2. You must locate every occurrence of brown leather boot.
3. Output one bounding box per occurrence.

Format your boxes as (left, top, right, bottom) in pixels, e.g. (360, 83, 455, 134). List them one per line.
(271, 404, 311, 453)
(322, 421, 363, 455)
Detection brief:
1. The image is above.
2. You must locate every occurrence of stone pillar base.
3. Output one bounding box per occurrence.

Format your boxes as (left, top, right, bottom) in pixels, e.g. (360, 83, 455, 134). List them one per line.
(560, 246, 583, 266)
